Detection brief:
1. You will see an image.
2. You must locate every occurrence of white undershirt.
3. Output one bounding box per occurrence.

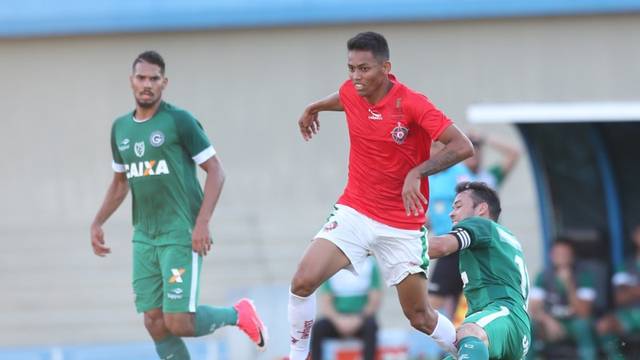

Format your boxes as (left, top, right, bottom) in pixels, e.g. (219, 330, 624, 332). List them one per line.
(133, 116, 151, 123)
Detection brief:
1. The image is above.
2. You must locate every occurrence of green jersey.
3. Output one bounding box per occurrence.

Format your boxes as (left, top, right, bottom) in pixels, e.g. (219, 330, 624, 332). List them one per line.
(452, 217, 530, 317)
(110, 101, 214, 245)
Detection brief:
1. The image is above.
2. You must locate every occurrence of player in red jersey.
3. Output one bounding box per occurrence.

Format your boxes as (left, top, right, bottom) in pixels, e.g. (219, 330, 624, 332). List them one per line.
(287, 32, 474, 360)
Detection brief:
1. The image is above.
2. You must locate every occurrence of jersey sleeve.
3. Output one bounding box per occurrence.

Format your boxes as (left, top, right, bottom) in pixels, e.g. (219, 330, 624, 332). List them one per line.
(110, 121, 126, 173)
(410, 94, 453, 141)
(451, 217, 493, 250)
(529, 272, 547, 301)
(489, 165, 506, 187)
(612, 259, 638, 287)
(576, 270, 597, 302)
(175, 112, 215, 165)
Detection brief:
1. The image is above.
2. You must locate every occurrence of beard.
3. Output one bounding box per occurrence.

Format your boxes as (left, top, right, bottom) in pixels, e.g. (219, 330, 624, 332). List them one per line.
(136, 96, 160, 109)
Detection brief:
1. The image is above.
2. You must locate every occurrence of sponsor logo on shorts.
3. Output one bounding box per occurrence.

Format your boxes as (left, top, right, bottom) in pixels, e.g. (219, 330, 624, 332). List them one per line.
(134, 141, 145, 157)
(168, 288, 183, 300)
(149, 130, 165, 147)
(169, 268, 186, 283)
(323, 221, 338, 231)
(391, 122, 409, 144)
(522, 335, 530, 356)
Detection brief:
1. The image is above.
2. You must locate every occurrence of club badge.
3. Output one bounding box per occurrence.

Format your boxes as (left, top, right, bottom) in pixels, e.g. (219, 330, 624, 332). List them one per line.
(149, 130, 165, 147)
(323, 221, 338, 231)
(391, 122, 409, 144)
(134, 141, 145, 157)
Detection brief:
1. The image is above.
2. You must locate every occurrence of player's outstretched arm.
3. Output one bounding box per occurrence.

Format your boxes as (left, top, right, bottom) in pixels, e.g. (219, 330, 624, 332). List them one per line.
(298, 92, 344, 141)
(90, 172, 129, 257)
(428, 234, 460, 259)
(402, 125, 473, 216)
(192, 155, 225, 257)
(420, 124, 474, 177)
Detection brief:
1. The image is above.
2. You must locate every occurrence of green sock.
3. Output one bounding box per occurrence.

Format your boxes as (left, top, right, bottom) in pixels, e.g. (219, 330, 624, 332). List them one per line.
(194, 305, 238, 337)
(458, 336, 489, 360)
(155, 334, 190, 360)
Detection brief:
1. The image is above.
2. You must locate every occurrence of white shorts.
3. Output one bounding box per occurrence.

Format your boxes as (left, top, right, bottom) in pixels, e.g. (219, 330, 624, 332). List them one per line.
(314, 204, 429, 287)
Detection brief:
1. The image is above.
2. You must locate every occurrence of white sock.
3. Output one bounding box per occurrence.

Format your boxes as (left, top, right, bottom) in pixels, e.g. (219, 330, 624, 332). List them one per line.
(288, 290, 316, 360)
(430, 312, 458, 357)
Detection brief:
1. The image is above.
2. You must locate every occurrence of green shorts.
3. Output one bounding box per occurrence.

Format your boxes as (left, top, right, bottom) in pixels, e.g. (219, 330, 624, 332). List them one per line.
(464, 302, 531, 360)
(132, 237, 202, 313)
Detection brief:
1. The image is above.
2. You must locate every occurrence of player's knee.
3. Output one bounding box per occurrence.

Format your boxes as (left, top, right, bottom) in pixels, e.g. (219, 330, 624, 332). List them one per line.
(290, 269, 319, 297)
(144, 309, 168, 338)
(164, 314, 194, 337)
(457, 323, 487, 344)
(405, 307, 437, 333)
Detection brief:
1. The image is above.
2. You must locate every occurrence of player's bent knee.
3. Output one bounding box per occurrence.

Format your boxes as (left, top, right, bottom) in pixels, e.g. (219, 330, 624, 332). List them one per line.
(290, 270, 319, 297)
(164, 313, 195, 337)
(406, 309, 437, 333)
(457, 323, 487, 343)
(144, 309, 169, 339)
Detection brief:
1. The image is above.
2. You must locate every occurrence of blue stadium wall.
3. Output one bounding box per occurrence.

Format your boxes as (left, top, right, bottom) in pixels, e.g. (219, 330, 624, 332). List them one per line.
(3, 0, 640, 38)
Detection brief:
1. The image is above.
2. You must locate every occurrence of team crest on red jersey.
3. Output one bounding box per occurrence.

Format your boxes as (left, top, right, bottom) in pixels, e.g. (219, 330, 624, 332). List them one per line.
(391, 122, 409, 144)
(323, 221, 338, 231)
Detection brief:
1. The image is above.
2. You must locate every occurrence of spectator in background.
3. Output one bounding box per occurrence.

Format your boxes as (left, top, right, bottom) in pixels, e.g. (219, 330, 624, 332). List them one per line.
(528, 240, 598, 360)
(461, 133, 520, 189)
(596, 224, 640, 360)
(428, 134, 520, 317)
(311, 257, 382, 360)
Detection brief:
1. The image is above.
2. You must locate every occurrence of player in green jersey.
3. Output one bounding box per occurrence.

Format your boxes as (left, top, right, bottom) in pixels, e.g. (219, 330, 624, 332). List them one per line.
(428, 181, 531, 360)
(90, 51, 267, 360)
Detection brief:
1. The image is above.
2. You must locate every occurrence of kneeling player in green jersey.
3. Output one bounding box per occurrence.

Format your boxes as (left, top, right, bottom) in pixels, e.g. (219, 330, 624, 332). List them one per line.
(90, 51, 267, 360)
(429, 181, 531, 360)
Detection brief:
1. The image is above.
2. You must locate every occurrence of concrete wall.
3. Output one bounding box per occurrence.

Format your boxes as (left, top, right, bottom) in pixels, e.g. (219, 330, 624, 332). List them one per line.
(1, 14, 638, 346)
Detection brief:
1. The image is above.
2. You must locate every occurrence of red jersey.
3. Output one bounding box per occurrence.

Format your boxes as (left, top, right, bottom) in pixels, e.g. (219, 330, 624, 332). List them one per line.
(337, 74, 453, 230)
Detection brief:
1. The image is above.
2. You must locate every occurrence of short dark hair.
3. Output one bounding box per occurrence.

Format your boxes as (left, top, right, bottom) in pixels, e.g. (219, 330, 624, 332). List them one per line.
(554, 238, 574, 248)
(133, 50, 165, 75)
(347, 31, 390, 62)
(552, 238, 575, 254)
(455, 181, 502, 221)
